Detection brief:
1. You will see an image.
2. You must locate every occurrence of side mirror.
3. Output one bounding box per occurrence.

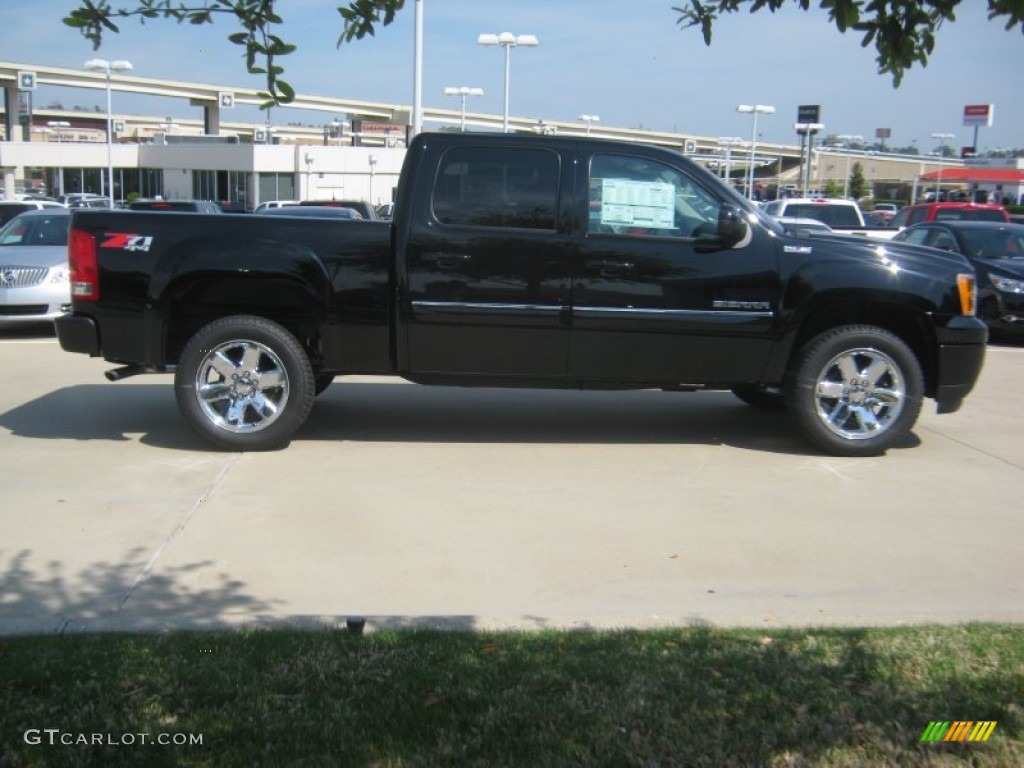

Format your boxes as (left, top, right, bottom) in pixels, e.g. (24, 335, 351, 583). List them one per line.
(716, 203, 748, 248)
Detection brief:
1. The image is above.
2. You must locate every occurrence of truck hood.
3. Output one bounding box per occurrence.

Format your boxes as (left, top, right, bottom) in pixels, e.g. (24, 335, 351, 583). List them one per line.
(779, 231, 973, 277)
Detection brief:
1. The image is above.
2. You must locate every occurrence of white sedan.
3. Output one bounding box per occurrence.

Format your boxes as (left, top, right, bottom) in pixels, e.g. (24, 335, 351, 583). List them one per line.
(0, 209, 72, 325)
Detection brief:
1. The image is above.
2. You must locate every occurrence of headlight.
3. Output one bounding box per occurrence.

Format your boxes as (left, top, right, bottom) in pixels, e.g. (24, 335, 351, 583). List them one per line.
(990, 274, 1024, 294)
(49, 267, 71, 284)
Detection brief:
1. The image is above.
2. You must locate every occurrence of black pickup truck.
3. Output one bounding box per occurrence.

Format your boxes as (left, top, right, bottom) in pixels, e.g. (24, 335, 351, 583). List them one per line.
(56, 132, 987, 456)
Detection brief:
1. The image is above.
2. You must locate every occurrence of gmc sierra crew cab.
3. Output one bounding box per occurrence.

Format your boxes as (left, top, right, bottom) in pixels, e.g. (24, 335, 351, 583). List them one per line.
(56, 132, 987, 456)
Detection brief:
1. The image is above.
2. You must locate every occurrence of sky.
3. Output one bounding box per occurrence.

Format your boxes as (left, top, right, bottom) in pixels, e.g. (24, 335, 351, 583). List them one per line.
(1, 0, 1021, 152)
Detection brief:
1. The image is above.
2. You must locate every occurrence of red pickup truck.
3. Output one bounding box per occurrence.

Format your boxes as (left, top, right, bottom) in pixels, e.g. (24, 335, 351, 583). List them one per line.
(889, 202, 1009, 230)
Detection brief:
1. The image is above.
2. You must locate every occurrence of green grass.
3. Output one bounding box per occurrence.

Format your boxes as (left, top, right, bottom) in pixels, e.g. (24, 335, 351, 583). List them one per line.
(2, 624, 1022, 766)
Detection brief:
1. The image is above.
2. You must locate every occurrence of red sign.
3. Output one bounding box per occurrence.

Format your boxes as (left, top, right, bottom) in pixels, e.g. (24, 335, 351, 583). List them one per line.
(963, 104, 993, 127)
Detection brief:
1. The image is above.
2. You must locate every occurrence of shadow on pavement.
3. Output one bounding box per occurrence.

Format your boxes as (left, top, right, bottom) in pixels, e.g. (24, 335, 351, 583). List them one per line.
(0, 381, 842, 455)
(0, 548, 282, 635)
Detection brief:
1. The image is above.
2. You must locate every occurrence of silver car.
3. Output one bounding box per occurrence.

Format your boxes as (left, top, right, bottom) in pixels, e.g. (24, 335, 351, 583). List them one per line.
(0, 209, 72, 325)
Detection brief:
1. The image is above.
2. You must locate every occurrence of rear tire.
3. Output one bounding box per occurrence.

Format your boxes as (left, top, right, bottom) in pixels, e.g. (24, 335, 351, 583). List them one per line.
(785, 325, 923, 456)
(175, 315, 315, 450)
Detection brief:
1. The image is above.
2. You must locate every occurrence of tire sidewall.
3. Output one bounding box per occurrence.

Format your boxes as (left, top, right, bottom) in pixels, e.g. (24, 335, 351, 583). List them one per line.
(785, 325, 923, 457)
(175, 316, 315, 450)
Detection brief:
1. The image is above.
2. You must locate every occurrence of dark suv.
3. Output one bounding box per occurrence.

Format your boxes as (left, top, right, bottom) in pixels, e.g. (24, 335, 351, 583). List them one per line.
(299, 199, 377, 220)
(128, 199, 222, 213)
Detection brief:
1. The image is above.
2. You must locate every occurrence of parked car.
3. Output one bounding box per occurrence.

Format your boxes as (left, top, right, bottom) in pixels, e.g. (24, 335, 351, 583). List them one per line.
(252, 200, 299, 213)
(0, 199, 66, 227)
(254, 205, 363, 219)
(871, 203, 900, 214)
(375, 202, 395, 221)
(216, 200, 248, 214)
(892, 221, 1024, 338)
(57, 193, 108, 207)
(889, 202, 1009, 230)
(299, 199, 377, 219)
(773, 217, 834, 235)
(128, 199, 223, 213)
(862, 211, 893, 227)
(761, 197, 895, 239)
(0, 208, 72, 324)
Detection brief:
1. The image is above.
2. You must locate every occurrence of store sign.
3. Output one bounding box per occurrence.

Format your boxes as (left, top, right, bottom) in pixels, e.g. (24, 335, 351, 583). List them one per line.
(963, 104, 993, 127)
(797, 104, 820, 123)
(17, 91, 31, 125)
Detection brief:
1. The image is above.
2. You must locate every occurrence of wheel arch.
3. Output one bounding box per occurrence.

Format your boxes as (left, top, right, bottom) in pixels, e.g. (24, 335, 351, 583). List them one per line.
(160, 274, 330, 370)
(776, 299, 939, 398)
(148, 237, 333, 369)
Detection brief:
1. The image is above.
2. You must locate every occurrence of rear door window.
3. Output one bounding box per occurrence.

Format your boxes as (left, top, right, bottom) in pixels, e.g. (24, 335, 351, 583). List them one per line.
(431, 146, 559, 231)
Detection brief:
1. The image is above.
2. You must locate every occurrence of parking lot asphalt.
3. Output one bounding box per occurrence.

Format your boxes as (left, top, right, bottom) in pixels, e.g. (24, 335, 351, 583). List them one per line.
(1, 326, 1021, 635)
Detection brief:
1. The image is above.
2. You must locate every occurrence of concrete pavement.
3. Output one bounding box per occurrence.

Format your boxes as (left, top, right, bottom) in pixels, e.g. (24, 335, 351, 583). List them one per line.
(1, 326, 1021, 634)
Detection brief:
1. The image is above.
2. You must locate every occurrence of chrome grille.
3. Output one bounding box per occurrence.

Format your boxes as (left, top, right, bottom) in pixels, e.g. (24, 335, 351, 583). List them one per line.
(0, 266, 49, 288)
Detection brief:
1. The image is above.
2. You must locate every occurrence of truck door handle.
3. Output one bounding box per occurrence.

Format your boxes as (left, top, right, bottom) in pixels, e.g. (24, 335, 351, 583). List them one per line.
(592, 259, 634, 276)
(421, 251, 472, 269)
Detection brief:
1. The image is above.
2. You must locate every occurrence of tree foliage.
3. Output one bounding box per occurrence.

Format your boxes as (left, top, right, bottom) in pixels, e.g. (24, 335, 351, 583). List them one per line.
(849, 161, 868, 199)
(63, 0, 405, 107)
(63, 0, 1022, 107)
(674, 1, 1023, 87)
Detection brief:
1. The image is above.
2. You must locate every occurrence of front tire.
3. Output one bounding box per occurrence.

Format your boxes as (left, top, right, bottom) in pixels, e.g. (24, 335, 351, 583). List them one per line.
(175, 316, 315, 450)
(785, 325, 923, 457)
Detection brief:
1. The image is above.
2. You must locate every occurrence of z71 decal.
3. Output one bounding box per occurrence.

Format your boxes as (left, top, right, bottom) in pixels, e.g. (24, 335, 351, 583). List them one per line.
(101, 233, 154, 252)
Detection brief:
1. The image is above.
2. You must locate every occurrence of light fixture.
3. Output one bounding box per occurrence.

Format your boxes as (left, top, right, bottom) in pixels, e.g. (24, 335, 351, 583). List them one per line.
(444, 86, 484, 132)
(931, 132, 955, 199)
(737, 104, 775, 199)
(578, 114, 600, 136)
(84, 58, 133, 207)
(478, 32, 538, 133)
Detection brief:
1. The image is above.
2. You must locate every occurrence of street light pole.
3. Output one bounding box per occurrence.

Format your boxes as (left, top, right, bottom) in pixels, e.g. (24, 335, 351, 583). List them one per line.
(412, 0, 423, 136)
(304, 152, 314, 198)
(931, 132, 954, 200)
(836, 134, 863, 199)
(478, 32, 538, 133)
(717, 137, 745, 188)
(84, 58, 132, 207)
(330, 119, 349, 147)
(444, 86, 484, 132)
(368, 154, 377, 206)
(737, 104, 774, 199)
(578, 114, 600, 136)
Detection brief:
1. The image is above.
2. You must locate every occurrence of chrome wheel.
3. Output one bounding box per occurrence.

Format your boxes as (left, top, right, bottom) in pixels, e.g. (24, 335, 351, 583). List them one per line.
(194, 339, 290, 433)
(812, 347, 905, 441)
(786, 325, 923, 456)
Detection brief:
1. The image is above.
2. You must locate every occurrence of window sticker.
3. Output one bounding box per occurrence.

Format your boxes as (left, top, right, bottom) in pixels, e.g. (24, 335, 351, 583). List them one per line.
(599, 178, 676, 230)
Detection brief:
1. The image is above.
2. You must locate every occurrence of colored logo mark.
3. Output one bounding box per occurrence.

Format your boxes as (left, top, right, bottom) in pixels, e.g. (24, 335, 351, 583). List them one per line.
(920, 721, 997, 742)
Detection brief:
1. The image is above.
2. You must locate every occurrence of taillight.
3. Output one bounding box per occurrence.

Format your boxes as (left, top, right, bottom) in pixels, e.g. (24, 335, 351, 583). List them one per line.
(68, 227, 99, 301)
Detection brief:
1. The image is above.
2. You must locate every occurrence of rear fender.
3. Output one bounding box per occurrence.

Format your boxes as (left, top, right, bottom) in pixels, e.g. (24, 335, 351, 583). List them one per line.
(148, 236, 332, 360)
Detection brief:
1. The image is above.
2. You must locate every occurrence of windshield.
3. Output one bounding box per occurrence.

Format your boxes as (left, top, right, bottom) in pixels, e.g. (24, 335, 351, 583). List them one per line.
(0, 214, 69, 246)
(780, 204, 862, 227)
(959, 227, 1024, 259)
(934, 208, 1009, 223)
